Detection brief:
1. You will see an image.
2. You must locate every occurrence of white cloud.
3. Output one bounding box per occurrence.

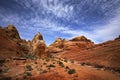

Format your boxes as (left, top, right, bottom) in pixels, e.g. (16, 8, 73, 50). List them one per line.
(91, 9, 120, 42)
(57, 8, 120, 43)
(14, 0, 73, 19)
(41, 0, 73, 19)
(1, 6, 120, 44)
(1, 0, 120, 44)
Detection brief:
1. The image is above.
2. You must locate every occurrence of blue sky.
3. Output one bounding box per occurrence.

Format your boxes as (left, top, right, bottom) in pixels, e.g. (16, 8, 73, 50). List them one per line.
(0, 0, 120, 45)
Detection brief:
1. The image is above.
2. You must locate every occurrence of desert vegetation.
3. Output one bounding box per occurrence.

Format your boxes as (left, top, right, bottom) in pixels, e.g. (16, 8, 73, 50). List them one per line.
(68, 69, 76, 74)
(25, 64, 33, 71)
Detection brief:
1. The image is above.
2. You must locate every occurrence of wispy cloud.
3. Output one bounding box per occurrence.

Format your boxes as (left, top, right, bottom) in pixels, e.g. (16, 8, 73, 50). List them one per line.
(0, 0, 120, 45)
(91, 8, 120, 42)
(14, 0, 74, 19)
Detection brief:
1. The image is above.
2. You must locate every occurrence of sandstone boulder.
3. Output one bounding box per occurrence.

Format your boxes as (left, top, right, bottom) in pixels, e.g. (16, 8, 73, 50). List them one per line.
(64, 41, 94, 50)
(48, 38, 67, 53)
(69, 36, 91, 42)
(5, 24, 21, 41)
(50, 38, 64, 48)
(32, 32, 43, 43)
(32, 40, 47, 58)
(32, 32, 47, 58)
(64, 36, 94, 50)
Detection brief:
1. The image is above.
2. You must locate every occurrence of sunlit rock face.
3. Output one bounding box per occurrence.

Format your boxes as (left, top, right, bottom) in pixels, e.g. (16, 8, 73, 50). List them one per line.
(48, 36, 94, 53)
(69, 36, 92, 42)
(32, 32, 47, 58)
(0, 25, 30, 58)
(63, 36, 94, 50)
(50, 38, 66, 48)
(47, 38, 67, 53)
(5, 24, 21, 42)
(32, 32, 43, 42)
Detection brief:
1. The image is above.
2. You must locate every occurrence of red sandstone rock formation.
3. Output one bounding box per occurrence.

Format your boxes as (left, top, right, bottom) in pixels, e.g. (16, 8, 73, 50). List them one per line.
(32, 32, 47, 58)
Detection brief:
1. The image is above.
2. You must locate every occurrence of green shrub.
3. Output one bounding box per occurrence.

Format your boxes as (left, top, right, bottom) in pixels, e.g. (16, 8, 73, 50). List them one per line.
(20, 53, 35, 60)
(81, 62, 86, 66)
(68, 69, 76, 74)
(94, 64, 104, 68)
(0, 58, 5, 66)
(25, 65, 33, 71)
(114, 68, 120, 73)
(58, 61, 64, 67)
(47, 64, 55, 68)
(64, 59, 68, 63)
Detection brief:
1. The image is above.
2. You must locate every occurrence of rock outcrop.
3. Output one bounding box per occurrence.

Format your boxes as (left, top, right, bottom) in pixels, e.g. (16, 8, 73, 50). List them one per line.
(48, 36, 94, 53)
(64, 36, 94, 50)
(50, 38, 66, 48)
(5, 24, 21, 42)
(0, 25, 48, 59)
(47, 38, 67, 53)
(32, 32, 47, 58)
(0, 25, 26, 58)
(59, 36, 120, 69)
(69, 36, 92, 42)
(32, 32, 43, 42)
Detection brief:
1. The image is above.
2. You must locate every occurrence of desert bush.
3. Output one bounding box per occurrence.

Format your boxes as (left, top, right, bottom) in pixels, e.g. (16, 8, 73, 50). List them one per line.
(114, 68, 120, 73)
(21, 45, 29, 52)
(24, 72, 32, 76)
(81, 62, 86, 66)
(25, 65, 33, 71)
(94, 64, 104, 68)
(68, 69, 76, 74)
(20, 53, 35, 60)
(0, 58, 5, 66)
(58, 61, 64, 67)
(64, 59, 68, 63)
(47, 64, 55, 68)
(46, 58, 50, 62)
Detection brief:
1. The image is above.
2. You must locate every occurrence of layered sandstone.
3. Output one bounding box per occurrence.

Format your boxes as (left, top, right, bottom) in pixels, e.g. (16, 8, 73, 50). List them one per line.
(48, 36, 94, 53)
(32, 32, 47, 58)
(47, 38, 67, 53)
